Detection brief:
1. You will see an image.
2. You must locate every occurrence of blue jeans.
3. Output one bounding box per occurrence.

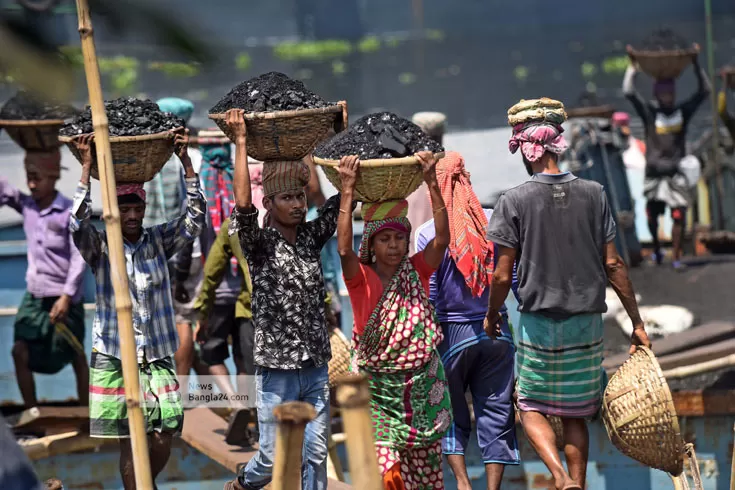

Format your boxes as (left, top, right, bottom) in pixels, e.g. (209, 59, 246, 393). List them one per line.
(239, 364, 330, 490)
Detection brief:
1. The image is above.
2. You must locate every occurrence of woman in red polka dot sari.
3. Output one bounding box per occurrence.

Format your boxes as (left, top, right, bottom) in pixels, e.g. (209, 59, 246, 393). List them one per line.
(336, 153, 453, 489)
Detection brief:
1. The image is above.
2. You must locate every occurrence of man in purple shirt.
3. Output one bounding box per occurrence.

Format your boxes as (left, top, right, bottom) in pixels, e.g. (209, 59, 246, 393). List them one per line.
(415, 151, 519, 490)
(0, 149, 88, 408)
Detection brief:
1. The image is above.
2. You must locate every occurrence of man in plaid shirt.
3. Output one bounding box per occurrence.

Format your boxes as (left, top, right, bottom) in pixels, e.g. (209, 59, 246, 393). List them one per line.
(69, 132, 205, 490)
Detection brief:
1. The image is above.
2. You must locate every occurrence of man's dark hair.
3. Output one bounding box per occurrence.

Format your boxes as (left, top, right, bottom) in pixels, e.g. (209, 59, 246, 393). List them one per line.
(118, 194, 145, 206)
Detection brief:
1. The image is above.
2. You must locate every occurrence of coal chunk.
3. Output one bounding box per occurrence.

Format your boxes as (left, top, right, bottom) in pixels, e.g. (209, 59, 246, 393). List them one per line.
(640, 28, 691, 51)
(59, 97, 185, 137)
(313, 112, 444, 160)
(210, 72, 331, 114)
(0, 91, 77, 120)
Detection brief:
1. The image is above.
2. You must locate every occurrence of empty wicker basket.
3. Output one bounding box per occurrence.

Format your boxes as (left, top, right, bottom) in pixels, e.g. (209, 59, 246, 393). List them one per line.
(628, 46, 698, 80)
(314, 152, 444, 203)
(209, 104, 344, 162)
(58, 129, 180, 183)
(0, 119, 65, 151)
(602, 346, 684, 476)
(328, 328, 351, 388)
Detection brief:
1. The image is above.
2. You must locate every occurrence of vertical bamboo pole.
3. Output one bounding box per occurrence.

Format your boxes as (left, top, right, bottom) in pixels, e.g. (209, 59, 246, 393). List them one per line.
(74, 1, 153, 489)
(335, 374, 383, 490)
(704, 0, 726, 231)
(272, 402, 317, 490)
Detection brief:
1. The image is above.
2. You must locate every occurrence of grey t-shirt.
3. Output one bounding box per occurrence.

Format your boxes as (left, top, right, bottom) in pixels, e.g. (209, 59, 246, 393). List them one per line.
(487, 172, 616, 318)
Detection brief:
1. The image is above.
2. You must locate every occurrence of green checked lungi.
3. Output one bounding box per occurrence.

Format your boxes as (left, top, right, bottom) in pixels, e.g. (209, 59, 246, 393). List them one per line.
(89, 351, 184, 438)
(515, 312, 604, 418)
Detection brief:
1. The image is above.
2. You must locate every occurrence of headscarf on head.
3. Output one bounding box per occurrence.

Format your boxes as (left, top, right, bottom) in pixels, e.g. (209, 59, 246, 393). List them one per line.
(200, 138, 234, 235)
(262, 160, 310, 198)
(156, 97, 194, 124)
(24, 150, 61, 179)
(117, 183, 146, 202)
(509, 122, 569, 163)
(358, 200, 411, 264)
(433, 151, 493, 297)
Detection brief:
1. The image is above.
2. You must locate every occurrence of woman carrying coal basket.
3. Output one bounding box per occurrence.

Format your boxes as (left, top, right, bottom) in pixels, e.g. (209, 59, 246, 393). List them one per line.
(336, 153, 452, 490)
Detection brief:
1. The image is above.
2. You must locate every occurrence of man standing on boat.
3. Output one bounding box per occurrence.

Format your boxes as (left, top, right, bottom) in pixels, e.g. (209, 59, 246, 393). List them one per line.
(623, 51, 710, 269)
(1, 148, 88, 409)
(224, 109, 340, 490)
(485, 102, 651, 490)
(416, 151, 520, 490)
(69, 132, 206, 489)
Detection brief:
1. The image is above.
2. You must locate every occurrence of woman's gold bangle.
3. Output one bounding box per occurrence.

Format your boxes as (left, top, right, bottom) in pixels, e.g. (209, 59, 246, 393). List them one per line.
(433, 206, 446, 214)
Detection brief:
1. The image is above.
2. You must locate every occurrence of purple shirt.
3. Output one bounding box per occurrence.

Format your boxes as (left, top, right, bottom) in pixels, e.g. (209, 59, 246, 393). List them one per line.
(0, 178, 86, 303)
(415, 209, 518, 336)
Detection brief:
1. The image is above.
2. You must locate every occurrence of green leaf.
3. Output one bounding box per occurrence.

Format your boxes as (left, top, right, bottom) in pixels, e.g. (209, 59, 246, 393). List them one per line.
(513, 65, 529, 82)
(331, 60, 347, 76)
(357, 36, 381, 53)
(274, 39, 352, 62)
(398, 72, 416, 85)
(235, 52, 252, 71)
(581, 62, 597, 79)
(148, 61, 200, 78)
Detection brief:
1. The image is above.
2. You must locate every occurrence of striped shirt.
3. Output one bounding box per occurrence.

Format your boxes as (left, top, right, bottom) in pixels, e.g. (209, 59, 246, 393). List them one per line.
(69, 177, 206, 362)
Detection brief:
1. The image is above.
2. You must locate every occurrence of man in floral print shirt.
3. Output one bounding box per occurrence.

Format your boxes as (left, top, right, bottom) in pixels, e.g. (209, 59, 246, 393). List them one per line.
(223, 110, 344, 490)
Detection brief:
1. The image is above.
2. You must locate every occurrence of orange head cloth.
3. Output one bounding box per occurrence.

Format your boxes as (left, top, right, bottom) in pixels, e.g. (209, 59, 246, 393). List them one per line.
(434, 151, 494, 297)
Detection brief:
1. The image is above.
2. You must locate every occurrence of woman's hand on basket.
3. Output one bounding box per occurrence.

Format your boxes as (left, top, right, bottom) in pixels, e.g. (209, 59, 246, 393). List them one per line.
(174, 129, 190, 160)
(338, 155, 360, 192)
(416, 151, 438, 183)
(629, 323, 651, 355)
(225, 109, 247, 141)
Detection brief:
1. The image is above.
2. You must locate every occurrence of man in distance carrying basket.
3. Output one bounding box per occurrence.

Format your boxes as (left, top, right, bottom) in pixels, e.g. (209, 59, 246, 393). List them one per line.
(69, 131, 206, 489)
(1, 148, 88, 409)
(486, 98, 651, 490)
(623, 47, 710, 269)
(224, 109, 345, 490)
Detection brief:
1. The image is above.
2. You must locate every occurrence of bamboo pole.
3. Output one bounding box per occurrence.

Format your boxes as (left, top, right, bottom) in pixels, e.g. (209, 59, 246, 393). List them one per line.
(271, 401, 317, 490)
(73, 1, 153, 488)
(335, 374, 383, 490)
(704, 0, 726, 231)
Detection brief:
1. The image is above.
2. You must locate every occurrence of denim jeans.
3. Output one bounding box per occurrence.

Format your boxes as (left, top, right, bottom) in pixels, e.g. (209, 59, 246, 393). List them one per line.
(239, 364, 330, 490)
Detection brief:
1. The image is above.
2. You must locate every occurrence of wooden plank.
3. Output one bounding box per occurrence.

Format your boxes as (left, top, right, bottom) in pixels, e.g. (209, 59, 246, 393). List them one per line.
(605, 337, 735, 375)
(603, 322, 735, 371)
(181, 407, 351, 489)
(10, 406, 89, 433)
(672, 390, 735, 416)
(18, 430, 116, 460)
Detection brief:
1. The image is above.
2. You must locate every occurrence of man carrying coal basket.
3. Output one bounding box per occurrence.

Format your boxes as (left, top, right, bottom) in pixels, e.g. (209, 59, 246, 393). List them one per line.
(68, 131, 206, 489)
(224, 108, 345, 490)
(623, 33, 710, 269)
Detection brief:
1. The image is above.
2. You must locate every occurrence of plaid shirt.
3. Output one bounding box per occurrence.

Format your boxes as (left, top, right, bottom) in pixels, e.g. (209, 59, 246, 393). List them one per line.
(69, 177, 206, 362)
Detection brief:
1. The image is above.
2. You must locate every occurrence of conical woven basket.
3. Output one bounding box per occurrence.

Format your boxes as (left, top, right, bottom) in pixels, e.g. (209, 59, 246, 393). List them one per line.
(602, 347, 684, 476)
(0, 119, 65, 151)
(209, 104, 343, 162)
(328, 328, 352, 388)
(59, 129, 179, 183)
(629, 47, 698, 80)
(313, 152, 444, 203)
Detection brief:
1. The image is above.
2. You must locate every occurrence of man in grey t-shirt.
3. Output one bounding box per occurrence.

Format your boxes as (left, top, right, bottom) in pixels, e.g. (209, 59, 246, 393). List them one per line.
(484, 101, 651, 490)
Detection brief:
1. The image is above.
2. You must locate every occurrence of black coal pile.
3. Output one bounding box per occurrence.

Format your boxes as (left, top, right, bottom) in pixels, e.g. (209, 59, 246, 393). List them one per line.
(210, 72, 331, 114)
(314, 112, 444, 160)
(640, 29, 691, 51)
(0, 91, 77, 120)
(59, 97, 185, 137)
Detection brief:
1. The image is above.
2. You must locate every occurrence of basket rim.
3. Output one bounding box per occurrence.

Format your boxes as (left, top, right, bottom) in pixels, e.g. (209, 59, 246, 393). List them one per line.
(58, 127, 182, 144)
(603, 346, 684, 474)
(313, 151, 445, 168)
(0, 119, 66, 127)
(208, 104, 343, 122)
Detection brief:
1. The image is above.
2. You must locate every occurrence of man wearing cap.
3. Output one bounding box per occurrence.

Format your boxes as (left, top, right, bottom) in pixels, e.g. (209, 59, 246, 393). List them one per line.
(69, 132, 206, 489)
(623, 52, 710, 268)
(486, 100, 650, 490)
(1, 149, 88, 409)
(224, 109, 343, 490)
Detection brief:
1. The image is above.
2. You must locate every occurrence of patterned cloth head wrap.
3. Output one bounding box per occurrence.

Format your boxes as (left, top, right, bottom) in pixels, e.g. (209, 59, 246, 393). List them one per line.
(359, 200, 411, 264)
(262, 160, 310, 198)
(24, 149, 62, 178)
(116, 183, 146, 202)
(509, 122, 569, 163)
